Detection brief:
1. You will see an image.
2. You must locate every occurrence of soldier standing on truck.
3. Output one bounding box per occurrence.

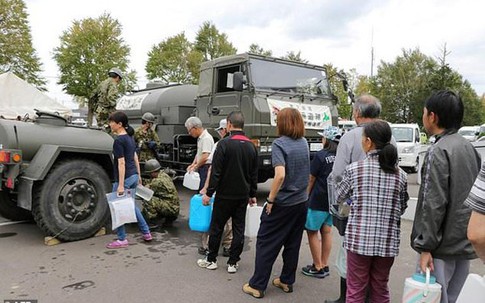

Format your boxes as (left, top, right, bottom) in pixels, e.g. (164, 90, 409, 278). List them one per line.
(143, 159, 180, 227)
(134, 112, 160, 162)
(90, 68, 122, 128)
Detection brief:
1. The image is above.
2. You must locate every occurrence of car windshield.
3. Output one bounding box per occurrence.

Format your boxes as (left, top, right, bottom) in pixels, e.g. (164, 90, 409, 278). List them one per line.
(249, 58, 331, 97)
(392, 127, 414, 142)
(459, 130, 476, 136)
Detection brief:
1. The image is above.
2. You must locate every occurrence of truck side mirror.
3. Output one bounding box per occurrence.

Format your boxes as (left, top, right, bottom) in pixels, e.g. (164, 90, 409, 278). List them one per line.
(233, 72, 244, 91)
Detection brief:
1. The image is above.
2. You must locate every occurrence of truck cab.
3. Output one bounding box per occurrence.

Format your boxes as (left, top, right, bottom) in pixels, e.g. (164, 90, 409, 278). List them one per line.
(119, 53, 341, 182)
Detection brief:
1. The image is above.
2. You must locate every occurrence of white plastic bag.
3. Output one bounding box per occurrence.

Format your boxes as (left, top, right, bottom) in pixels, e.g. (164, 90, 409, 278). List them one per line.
(183, 171, 200, 190)
(456, 274, 485, 303)
(245, 205, 263, 237)
(106, 190, 137, 230)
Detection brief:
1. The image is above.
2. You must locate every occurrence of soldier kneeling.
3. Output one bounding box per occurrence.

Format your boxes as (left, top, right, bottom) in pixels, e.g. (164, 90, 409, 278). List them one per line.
(143, 159, 180, 227)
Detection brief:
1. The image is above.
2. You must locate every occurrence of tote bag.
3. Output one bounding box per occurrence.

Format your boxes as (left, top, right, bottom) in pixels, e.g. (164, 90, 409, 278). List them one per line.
(106, 190, 137, 230)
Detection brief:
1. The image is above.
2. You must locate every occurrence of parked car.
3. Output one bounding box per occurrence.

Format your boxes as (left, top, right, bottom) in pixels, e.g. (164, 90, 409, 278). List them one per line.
(458, 126, 480, 142)
(391, 123, 421, 172)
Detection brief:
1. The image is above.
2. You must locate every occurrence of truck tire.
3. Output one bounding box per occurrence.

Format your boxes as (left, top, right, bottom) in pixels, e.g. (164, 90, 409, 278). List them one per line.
(0, 191, 32, 221)
(32, 159, 111, 242)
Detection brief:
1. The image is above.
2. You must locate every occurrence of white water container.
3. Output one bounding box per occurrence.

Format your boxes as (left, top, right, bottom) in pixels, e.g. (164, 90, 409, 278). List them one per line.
(456, 274, 485, 303)
(183, 172, 200, 190)
(136, 184, 154, 201)
(402, 268, 442, 303)
(245, 205, 263, 237)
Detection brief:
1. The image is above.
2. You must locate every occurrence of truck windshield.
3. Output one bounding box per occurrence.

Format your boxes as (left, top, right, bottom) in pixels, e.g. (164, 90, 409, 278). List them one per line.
(249, 58, 331, 97)
(392, 127, 413, 142)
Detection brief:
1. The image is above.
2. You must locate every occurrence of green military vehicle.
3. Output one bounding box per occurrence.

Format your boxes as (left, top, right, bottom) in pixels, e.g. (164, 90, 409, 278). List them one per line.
(0, 111, 114, 241)
(119, 53, 347, 182)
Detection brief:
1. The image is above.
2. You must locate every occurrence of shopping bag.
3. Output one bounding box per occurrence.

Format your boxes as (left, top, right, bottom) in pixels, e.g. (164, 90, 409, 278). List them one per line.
(106, 190, 137, 230)
(456, 274, 485, 303)
(245, 205, 263, 237)
(183, 172, 200, 190)
(402, 268, 442, 303)
(327, 173, 349, 236)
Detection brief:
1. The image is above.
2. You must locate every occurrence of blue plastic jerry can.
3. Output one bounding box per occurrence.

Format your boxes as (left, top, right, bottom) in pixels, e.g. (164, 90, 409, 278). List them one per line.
(188, 194, 214, 232)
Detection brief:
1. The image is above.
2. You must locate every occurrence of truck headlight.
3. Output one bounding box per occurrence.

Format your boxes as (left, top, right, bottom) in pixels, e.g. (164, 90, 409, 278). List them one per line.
(263, 159, 271, 166)
(260, 146, 268, 153)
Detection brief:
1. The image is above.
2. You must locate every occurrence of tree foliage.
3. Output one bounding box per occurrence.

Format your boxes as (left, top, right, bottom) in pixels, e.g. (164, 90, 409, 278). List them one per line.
(0, 0, 46, 89)
(281, 51, 308, 63)
(194, 21, 237, 61)
(324, 63, 352, 120)
(53, 13, 135, 107)
(146, 32, 201, 84)
(368, 47, 484, 126)
(248, 43, 272, 56)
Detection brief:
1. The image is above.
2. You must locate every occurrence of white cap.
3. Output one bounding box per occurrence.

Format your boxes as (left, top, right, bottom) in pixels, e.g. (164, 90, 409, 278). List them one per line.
(215, 119, 227, 131)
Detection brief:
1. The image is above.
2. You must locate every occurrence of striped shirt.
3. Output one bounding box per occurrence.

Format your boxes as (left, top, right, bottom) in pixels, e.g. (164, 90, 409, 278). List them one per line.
(337, 151, 409, 257)
(465, 161, 485, 214)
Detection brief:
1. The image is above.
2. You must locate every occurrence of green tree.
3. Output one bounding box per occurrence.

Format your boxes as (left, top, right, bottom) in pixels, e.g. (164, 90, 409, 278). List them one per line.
(53, 13, 135, 122)
(146, 32, 201, 84)
(281, 51, 308, 63)
(324, 63, 352, 120)
(194, 21, 237, 61)
(0, 0, 46, 89)
(248, 43, 272, 56)
(370, 48, 436, 123)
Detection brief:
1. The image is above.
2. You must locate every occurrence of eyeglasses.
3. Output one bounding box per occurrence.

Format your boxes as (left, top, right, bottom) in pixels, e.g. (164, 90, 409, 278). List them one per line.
(187, 127, 195, 133)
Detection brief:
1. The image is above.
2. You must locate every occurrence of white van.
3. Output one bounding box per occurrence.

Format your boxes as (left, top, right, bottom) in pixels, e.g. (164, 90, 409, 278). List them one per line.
(338, 120, 357, 133)
(391, 123, 421, 172)
(458, 126, 480, 142)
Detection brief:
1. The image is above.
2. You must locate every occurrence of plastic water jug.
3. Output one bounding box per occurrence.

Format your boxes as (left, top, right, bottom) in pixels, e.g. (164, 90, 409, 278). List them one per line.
(402, 268, 442, 303)
(245, 205, 263, 237)
(136, 184, 154, 201)
(188, 194, 214, 232)
(183, 172, 200, 190)
(456, 274, 485, 303)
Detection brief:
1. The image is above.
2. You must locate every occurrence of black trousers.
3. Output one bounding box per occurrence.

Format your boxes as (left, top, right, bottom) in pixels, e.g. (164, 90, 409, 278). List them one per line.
(197, 164, 210, 191)
(249, 202, 307, 291)
(207, 197, 247, 265)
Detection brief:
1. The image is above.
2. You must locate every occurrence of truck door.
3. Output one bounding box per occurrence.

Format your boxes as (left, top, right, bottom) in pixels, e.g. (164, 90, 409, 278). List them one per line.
(209, 64, 242, 125)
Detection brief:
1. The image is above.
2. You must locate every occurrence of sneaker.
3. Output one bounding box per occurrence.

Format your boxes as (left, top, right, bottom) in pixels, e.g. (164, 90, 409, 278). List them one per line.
(222, 246, 230, 257)
(197, 258, 218, 270)
(227, 263, 238, 273)
(106, 239, 129, 249)
(198, 247, 208, 255)
(142, 232, 153, 242)
(272, 278, 293, 293)
(302, 264, 330, 278)
(242, 283, 264, 298)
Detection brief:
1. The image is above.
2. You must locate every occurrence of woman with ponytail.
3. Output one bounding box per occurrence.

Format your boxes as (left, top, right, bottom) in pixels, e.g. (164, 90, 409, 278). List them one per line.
(336, 120, 409, 303)
(106, 111, 152, 249)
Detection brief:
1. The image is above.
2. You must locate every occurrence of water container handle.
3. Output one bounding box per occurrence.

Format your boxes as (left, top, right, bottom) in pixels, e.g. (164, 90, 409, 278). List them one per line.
(424, 267, 431, 297)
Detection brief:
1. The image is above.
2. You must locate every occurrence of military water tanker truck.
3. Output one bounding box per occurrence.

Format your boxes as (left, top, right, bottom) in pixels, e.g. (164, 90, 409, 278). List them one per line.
(0, 111, 113, 241)
(118, 53, 350, 182)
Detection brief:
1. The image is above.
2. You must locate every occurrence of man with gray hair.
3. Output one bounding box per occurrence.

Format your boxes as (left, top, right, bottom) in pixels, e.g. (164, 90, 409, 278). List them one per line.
(185, 116, 215, 255)
(326, 94, 394, 303)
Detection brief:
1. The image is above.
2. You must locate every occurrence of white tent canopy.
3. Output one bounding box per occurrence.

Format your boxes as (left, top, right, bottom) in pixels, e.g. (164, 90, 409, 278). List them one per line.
(0, 72, 72, 119)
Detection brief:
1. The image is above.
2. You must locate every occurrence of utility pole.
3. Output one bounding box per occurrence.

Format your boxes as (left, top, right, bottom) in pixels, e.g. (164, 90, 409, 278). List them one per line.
(370, 27, 374, 77)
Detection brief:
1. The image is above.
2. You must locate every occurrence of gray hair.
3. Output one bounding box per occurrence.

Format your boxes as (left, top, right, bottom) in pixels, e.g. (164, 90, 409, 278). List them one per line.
(185, 116, 203, 129)
(353, 94, 381, 119)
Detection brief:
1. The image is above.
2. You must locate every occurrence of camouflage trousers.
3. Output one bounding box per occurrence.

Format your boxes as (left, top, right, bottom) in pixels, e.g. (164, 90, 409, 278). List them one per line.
(142, 196, 180, 220)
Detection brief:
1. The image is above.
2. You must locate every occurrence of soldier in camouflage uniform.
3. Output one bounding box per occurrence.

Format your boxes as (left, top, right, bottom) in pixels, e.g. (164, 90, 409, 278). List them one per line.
(134, 112, 160, 163)
(91, 68, 122, 128)
(143, 159, 180, 225)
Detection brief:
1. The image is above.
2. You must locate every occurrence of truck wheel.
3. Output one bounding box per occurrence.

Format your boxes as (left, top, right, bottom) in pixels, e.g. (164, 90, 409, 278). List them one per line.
(0, 191, 32, 221)
(32, 159, 111, 242)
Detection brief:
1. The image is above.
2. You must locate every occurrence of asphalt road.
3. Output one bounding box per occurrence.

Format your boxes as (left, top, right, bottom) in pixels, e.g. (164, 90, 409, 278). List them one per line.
(0, 173, 484, 303)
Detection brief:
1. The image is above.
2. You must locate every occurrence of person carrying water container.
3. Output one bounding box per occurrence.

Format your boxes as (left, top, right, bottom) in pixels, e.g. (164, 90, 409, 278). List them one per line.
(197, 111, 258, 274)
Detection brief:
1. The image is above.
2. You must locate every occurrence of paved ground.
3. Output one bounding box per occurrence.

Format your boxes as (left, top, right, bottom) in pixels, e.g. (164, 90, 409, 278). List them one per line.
(0, 173, 484, 303)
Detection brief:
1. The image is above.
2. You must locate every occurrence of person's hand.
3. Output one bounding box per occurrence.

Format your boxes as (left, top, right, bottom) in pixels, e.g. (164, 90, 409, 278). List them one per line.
(248, 197, 257, 206)
(202, 194, 211, 206)
(265, 202, 273, 215)
(419, 252, 434, 273)
(199, 187, 207, 195)
(187, 164, 195, 173)
(117, 184, 125, 196)
(138, 178, 143, 185)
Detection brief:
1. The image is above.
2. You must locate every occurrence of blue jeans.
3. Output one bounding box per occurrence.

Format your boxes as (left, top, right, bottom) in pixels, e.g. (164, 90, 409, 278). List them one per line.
(112, 174, 150, 240)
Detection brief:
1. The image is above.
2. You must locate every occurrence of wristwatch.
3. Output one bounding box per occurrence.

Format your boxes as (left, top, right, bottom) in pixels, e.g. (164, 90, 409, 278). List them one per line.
(266, 197, 274, 204)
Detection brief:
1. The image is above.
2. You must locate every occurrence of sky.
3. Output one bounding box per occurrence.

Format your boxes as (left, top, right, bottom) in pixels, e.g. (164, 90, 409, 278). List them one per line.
(24, 0, 485, 108)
